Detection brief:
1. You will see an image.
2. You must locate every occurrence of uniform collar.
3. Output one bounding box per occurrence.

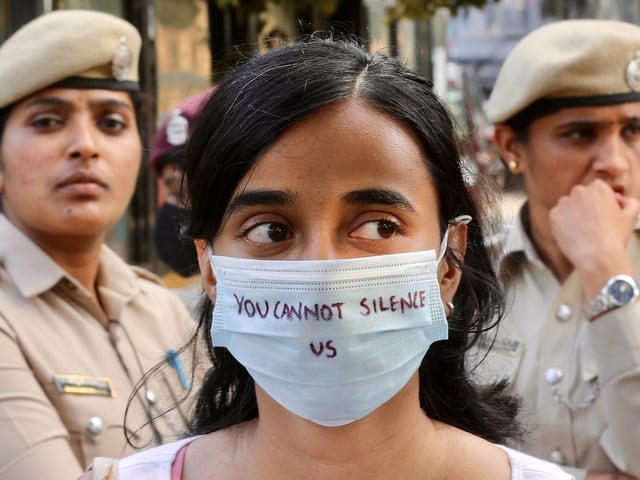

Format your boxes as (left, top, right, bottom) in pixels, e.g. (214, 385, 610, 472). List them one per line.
(0, 214, 66, 297)
(0, 214, 143, 307)
(500, 203, 547, 271)
(96, 246, 144, 320)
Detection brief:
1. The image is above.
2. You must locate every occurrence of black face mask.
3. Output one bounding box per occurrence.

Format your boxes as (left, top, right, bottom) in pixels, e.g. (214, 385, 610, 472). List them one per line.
(154, 203, 199, 277)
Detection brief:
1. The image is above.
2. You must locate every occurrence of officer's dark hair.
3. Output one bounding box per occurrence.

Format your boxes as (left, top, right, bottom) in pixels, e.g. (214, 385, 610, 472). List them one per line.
(184, 37, 523, 444)
(0, 107, 5, 211)
(0, 106, 10, 151)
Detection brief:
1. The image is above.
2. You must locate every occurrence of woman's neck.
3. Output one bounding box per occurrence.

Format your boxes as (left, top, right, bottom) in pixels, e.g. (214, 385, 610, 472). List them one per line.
(185, 379, 511, 480)
(252, 397, 442, 479)
(523, 202, 573, 282)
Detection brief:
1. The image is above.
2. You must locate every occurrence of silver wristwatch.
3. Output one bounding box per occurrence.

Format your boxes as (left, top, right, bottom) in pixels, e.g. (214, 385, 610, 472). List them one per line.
(585, 274, 640, 319)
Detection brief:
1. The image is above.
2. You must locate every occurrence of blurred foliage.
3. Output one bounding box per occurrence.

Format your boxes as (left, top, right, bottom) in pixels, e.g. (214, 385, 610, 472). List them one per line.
(213, 0, 341, 17)
(389, 0, 492, 20)
(156, 0, 200, 28)
(212, 0, 492, 21)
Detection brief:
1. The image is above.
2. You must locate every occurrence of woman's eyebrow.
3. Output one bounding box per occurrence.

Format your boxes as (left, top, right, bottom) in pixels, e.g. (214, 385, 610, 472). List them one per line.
(23, 97, 132, 111)
(623, 115, 640, 126)
(342, 189, 416, 212)
(225, 189, 295, 215)
(24, 97, 68, 108)
(88, 98, 133, 111)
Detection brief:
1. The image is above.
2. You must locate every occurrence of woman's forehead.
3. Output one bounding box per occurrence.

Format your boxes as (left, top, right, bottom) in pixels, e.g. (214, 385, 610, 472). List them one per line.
(14, 87, 134, 109)
(248, 100, 429, 179)
(228, 100, 436, 211)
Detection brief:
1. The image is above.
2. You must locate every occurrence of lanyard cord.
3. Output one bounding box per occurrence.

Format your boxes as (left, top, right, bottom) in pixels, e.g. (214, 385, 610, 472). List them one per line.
(108, 318, 163, 446)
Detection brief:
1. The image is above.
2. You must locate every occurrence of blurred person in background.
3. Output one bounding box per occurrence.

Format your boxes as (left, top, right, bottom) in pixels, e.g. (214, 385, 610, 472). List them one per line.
(478, 19, 640, 480)
(149, 89, 214, 314)
(0, 10, 196, 480)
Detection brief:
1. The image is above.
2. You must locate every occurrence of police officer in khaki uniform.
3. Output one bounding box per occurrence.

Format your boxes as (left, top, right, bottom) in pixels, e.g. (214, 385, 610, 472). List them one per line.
(0, 10, 197, 480)
(478, 20, 640, 480)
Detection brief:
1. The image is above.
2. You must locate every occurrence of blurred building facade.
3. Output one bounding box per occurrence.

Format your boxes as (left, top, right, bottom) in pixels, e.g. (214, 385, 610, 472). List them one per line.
(448, 0, 640, 96)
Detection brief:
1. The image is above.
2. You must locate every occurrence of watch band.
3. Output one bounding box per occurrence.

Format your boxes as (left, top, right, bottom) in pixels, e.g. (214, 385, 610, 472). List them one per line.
(584, 274, 639, 319)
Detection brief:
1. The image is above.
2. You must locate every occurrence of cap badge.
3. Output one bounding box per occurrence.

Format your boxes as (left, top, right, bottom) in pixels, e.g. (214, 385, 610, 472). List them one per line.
(166, 109, 189, 146)
(625, 50, 640, 92)
(112, 36, 133, 81)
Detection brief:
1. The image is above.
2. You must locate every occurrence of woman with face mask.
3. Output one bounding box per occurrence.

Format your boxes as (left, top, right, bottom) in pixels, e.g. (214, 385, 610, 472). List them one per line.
(0, 10, 196, 480)
(83, 38, 573, 480)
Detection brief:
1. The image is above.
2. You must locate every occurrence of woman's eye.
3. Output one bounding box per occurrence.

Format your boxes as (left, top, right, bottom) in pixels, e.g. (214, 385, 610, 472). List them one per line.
(99, 116, 127, 132)
(622, 123, 640, 138)
(244, 222, 292, 244)
(31, 116, 62, 129)
(353, 220, 400, 240)
(562, 128, 594, 141)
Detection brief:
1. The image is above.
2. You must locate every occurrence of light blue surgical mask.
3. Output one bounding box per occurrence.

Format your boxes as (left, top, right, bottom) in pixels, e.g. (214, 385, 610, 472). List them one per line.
(209, 216, 470, 426)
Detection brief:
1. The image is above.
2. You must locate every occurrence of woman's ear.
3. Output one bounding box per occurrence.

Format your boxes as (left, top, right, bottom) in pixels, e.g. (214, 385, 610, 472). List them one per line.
(438, 222, 468, 304)
(493, 124, 526, 175)
(194, 239, 216, 303)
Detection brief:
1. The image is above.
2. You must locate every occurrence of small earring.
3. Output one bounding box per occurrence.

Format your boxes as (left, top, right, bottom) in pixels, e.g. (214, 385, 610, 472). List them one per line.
(445, 300, 454, 316)
(507, 160, 521, 174)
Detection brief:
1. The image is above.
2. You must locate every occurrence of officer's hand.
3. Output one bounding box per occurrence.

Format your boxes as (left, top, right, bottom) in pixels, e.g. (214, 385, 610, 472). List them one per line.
(549, 179, 640, 299)
(586, 470, 637, 479)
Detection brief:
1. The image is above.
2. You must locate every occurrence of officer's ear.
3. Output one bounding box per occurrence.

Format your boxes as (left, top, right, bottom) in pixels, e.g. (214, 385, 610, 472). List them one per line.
(194, 239, 216, 303)
(493, 124, 526, 175)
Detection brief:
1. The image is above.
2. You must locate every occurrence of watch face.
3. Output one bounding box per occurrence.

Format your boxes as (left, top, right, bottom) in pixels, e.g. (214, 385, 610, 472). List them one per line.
(610, 279, 637, 305)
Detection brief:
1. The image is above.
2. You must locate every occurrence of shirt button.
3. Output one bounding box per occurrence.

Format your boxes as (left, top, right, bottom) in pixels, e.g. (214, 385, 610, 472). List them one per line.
(545, 367, 563, 386)
(87, 416, 104, 436)
(146, 390, 157, 406)
(555, 304, 571, 322)
(550, 449, 567, 465)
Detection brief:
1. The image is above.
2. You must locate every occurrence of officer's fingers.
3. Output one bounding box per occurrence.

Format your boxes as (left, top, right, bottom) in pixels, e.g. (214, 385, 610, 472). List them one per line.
(617, 194, 640, 221)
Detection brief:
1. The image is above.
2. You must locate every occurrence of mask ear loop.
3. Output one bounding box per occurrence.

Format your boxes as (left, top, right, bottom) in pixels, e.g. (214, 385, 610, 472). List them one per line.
(439, 214, 472, 316)
(437, 215, 472, 262)
(450, 214, 472, 225)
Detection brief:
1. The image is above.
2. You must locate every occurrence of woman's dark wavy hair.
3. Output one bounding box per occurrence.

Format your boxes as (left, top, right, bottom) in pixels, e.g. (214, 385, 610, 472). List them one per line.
(185, 37, 522, 444)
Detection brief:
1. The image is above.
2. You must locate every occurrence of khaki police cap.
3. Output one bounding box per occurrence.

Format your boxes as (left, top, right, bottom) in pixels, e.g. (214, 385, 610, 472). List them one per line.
(0, 9, 141, 109)
(486, 19, 640, 124)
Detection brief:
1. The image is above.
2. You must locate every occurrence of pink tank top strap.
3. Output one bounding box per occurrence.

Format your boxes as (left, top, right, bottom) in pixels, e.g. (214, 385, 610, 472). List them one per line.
(170, 443, 190, 480)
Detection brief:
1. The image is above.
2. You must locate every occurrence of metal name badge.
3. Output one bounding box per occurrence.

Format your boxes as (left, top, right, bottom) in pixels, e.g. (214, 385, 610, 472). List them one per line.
(626, 50, 640, 92)
(111, 36, 132, 81)
(53, 374, 116, 397)
(476, 334, 523, 357)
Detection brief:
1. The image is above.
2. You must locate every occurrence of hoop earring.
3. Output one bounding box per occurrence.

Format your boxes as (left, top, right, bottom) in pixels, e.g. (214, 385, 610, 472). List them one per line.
(508, 160, 521, 174)
(445, 300, 454, 316)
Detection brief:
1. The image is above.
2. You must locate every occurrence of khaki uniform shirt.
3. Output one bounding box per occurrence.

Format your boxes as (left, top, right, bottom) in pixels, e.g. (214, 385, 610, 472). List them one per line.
(474, 207, 640, 480)
(0, 215, 198, 480)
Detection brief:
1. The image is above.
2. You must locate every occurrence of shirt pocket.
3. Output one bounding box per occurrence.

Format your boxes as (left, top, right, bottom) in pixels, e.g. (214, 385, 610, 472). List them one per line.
(53, 389, 132, 467)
